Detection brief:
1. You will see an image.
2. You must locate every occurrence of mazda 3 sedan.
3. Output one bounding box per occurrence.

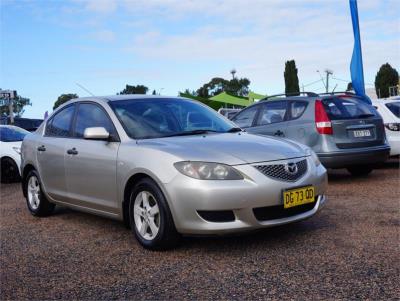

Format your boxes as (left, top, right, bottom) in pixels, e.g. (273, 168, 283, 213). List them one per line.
(21, 96, 327, 249)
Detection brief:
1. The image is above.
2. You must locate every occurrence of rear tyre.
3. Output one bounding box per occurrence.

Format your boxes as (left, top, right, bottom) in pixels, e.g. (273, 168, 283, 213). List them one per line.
(25, 170, 55, 216)
(129, 178, 180, 250)
(347, 166, 373, 176)
(0, 157, 20, 183)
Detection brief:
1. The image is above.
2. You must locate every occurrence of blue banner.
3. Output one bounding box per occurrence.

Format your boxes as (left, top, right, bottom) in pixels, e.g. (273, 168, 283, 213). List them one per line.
(349, 0, 368, 102)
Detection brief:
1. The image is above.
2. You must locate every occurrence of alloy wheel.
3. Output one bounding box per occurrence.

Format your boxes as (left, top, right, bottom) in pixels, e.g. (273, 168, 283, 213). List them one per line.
(27, 175, 40, 210)
(133, 191, 160, 240)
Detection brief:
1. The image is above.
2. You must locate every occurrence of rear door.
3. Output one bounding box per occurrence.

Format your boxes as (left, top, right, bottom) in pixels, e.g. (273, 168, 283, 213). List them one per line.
(246, 101, 289, 138)
(322, 97, 385, 149)
(38, 104, 76, 201)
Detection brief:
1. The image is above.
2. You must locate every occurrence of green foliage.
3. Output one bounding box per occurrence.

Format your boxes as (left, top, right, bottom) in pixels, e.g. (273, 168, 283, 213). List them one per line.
(196, 77, 251, 98)
(284, 60, 300, 95)
(375, 63, 399, 98)
(118, 85, 149, 95)
(53, 93, 78, 110)
(0, 94, 31, 117)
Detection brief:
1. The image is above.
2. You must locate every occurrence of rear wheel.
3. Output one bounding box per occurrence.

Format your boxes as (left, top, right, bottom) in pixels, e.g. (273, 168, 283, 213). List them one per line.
(129, 178, 180, 250)
(0, 157, 20, 183)
(347, 166, 373, 176)
(25, 170, 55, 216)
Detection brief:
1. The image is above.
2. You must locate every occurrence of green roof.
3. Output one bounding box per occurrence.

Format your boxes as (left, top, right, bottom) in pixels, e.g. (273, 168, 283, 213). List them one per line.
(209, 92, 252, 107)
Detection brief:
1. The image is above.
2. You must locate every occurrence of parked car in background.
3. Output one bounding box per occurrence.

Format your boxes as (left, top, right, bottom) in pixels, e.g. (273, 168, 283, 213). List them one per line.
(372, 98, 400, 156)
(0, 125, 29, 183)
(217, 108, 242, 119)
(231, 92, 390, 176)
(21, 95, 327, 250)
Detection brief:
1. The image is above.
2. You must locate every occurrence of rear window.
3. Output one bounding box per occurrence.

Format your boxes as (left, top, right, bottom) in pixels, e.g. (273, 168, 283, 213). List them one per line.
(0, 127, 29, 142)
(322, 97, 376, 120)
(385, 102, 400, 118)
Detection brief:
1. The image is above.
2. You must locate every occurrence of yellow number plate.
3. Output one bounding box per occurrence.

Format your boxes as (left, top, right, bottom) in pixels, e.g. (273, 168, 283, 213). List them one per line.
(283, 186, 315, 209)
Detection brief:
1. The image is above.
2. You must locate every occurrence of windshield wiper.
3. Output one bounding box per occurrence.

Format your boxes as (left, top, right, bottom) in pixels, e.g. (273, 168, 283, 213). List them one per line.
(163, 129, 220, 137)
(227, 127, 243, 133)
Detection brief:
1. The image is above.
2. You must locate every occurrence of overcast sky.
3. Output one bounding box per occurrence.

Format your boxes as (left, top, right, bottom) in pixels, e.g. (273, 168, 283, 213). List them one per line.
(1, 0, 399, 118)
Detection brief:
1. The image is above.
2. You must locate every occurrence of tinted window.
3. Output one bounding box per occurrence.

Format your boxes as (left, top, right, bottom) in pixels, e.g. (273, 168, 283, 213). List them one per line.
(231, 106, 258, 128)
(110, 98, 235, 139)
(289, 101, 308, 119)
(0, 126, 29, 142)
(385, 102, 400, 118)
(322, 97, 376, 120)
(257, 101, 287, 125)
(74, 103, 115, 138)
(46, 105, 75, 137)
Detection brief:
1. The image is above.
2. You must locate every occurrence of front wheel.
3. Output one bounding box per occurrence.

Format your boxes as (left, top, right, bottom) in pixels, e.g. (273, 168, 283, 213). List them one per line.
(347, 166, 373, 177)
(25, 170, 55, 216)
(129, 178, 180, 250)
(1, 157, 20, 183)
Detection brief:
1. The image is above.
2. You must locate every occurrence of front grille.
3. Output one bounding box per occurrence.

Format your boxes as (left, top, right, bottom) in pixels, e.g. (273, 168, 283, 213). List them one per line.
(253, 200, 317, 221)
(254, 159, 308, 182)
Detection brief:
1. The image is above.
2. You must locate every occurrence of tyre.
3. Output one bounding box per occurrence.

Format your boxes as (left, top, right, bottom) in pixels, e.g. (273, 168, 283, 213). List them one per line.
(347, 166, 373, 176)
(129, 178, 180, 250)
(25, 170, 55, 216)
(1, 157, 20, 183)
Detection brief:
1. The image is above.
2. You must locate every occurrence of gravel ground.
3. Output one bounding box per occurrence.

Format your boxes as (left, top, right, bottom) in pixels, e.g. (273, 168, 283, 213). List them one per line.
(1, 162, 399, 300)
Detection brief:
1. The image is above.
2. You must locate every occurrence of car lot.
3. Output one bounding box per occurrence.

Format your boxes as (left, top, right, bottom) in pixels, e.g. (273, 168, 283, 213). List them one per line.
(1, 162, 399, 300)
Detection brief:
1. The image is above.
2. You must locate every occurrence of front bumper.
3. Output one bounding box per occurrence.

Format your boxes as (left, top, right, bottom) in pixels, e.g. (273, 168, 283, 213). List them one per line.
(318, 145, 391, 169)
(163, 157, 327, 235)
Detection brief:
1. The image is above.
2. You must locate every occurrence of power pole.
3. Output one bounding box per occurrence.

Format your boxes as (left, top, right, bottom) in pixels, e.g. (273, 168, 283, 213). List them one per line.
(324, 69, 333, 93)
(0, 90, 17, 124)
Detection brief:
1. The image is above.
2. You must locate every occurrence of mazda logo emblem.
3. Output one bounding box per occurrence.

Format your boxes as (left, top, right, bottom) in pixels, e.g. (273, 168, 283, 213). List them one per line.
(285, 162, 298, 175)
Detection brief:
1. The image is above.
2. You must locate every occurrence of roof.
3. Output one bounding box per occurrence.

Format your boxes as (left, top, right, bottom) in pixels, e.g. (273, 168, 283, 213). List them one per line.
(209, 92, 252, 107)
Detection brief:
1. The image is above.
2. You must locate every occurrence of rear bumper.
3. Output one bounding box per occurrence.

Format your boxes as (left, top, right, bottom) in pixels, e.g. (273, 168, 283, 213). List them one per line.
(317, 145, 391, 168)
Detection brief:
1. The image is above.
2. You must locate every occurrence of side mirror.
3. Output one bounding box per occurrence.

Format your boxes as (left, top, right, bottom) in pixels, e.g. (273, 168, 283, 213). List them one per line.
(83, 127, 110, 140)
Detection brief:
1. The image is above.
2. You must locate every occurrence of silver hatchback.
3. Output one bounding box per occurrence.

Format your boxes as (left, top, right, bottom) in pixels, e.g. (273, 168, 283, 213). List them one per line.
(21, 96, 327, 249)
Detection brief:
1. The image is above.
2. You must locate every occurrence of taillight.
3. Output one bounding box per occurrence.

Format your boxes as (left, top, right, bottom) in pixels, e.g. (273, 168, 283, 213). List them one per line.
(315, 100, 333, 135)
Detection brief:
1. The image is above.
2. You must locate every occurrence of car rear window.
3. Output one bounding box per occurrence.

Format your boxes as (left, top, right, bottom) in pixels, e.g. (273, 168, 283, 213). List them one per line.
(322, 97, 376, 120)
(0, 127, 29, 142)
(385, 102, 400, 118)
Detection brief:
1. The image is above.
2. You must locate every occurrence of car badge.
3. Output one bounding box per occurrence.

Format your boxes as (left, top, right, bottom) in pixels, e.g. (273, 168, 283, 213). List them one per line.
(285, 162, 298, 175)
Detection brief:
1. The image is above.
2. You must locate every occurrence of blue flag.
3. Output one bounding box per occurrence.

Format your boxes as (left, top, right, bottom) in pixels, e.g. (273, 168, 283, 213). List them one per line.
(349, 0, 369, 102)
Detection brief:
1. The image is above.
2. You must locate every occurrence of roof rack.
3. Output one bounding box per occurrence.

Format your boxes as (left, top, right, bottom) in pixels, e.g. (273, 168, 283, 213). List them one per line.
(260, 92, 319, 101)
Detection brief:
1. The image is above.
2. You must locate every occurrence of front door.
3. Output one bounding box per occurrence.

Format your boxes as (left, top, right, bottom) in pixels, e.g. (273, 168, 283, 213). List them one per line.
(64, 102, 120, 214)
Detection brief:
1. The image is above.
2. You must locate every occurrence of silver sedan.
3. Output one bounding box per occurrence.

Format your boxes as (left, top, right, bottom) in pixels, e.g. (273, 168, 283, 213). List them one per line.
(21, 96, 327, 249)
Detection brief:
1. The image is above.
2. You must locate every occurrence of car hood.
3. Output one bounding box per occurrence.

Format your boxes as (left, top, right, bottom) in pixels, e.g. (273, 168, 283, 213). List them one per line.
(136, 132, 308, 165)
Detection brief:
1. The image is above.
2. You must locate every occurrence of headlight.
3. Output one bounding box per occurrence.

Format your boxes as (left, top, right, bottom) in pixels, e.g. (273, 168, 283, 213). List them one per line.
(12, 146, 21, 155)
(306, 149, 321, 166)
(385, 123, 400, 131)
(174, 161, 244, 180)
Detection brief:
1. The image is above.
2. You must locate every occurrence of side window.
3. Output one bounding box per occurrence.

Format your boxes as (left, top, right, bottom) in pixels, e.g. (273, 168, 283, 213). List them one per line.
(257, 101, 287, 125)
(73, 103, 115, 138)
(289, 101, 308, 120)
(231, 106, 259, 128)
(45, 105, 75, 137)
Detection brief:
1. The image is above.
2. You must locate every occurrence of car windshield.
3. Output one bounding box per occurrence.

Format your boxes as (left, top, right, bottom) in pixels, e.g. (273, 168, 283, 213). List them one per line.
(0, 126, 29, 142)
(322, 97, 377, 120)
(385, 102, 400, 118)
(110, 98, 238, 139)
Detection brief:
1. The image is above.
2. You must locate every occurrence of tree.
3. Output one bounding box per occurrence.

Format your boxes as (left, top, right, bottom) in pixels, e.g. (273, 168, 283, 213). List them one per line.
(53, 93, 78, 110)
(375, 63, 399, 98)
(0, 94, 31, 117)
(284, 60, 300, 95)
(196, 77, 251, 98)
(118, 84, 148, 95)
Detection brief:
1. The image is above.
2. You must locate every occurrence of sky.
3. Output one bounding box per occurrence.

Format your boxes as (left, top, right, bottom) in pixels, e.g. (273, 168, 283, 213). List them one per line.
(0, 0, 399, 119)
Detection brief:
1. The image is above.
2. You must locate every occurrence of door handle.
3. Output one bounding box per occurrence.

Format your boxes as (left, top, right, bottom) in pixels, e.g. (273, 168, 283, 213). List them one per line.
(37, 145, 46, 152)
(274, 130, 284, 137)
(66, 148, 78, 155)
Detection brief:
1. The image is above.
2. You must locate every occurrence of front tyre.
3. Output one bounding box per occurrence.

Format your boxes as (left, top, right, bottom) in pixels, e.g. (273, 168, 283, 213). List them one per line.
(347, 166, 373, 176)
(25, 170, 55, 216)
(1, 157, 20, 183)
(129, 178, 180, 250)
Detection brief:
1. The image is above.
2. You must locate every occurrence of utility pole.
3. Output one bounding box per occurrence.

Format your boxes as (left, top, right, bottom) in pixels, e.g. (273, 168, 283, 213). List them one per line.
(324, 69, 333, 93)
(0, 90, 17, 124)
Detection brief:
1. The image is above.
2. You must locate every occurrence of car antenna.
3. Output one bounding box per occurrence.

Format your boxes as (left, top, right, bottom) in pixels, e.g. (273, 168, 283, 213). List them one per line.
(75, 82, 95, 96)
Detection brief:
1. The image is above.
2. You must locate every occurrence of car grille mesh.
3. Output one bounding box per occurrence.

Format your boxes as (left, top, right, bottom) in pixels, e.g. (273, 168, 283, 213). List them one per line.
(254, 159, 308, 182)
